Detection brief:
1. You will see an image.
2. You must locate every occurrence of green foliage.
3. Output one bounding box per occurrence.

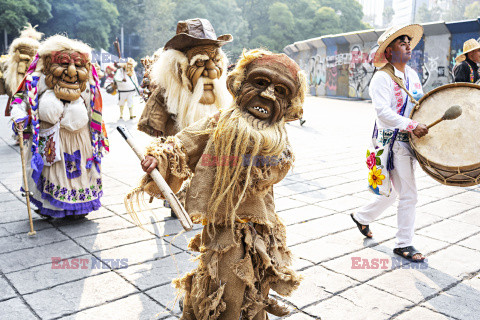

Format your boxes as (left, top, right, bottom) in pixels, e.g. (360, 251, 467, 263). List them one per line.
(415, 3, 443, 23)
(38, 0, 118, 49)
(0, 0, 39, 35)
(465, 1, 480, 19)
(2, 0, 367, 60)
(383, 6, 394, 27)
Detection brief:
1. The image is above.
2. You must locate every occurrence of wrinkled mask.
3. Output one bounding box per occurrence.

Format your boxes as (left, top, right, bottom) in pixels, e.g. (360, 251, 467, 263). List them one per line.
(45, 50, 90, 101)
(236, 61, 297, 126)
(185, 45, 223, 104)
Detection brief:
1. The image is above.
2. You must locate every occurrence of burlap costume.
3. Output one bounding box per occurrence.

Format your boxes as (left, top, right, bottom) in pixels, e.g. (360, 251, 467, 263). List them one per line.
(127, 50, 307, 319)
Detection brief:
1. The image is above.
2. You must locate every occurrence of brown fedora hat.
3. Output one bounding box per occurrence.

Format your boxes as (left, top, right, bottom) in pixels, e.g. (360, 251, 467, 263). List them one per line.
(164, 18, 233, 51)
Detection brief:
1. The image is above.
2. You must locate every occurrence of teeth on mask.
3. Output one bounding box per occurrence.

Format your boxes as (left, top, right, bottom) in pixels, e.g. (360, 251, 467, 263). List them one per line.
(253, 106, 267, 114)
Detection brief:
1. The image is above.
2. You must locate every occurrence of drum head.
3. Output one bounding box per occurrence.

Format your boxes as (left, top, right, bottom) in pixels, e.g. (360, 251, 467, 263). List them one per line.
(411, 83, 480, 169)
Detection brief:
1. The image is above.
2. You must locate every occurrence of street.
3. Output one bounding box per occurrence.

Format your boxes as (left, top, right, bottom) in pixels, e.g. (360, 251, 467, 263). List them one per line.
(0, 91, 479, 320)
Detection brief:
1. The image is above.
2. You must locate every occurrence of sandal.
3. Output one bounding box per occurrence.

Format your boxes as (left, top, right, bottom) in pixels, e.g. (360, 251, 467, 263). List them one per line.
(350, 213, 372, 238)
(393, 246, 425, 262)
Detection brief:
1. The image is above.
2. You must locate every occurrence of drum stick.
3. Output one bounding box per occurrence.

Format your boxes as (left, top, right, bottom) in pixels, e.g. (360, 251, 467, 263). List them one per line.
(16, 124, 36, 236)
(427, 105, 462, 129)
(116, 125, 193, 231)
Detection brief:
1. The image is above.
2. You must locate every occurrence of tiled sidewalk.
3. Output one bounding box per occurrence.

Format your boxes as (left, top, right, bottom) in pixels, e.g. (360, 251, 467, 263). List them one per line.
(0, 92, 479, 320)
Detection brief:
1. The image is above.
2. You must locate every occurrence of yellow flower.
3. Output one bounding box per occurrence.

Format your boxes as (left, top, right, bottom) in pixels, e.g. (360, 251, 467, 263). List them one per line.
(368, 166, 385, 190)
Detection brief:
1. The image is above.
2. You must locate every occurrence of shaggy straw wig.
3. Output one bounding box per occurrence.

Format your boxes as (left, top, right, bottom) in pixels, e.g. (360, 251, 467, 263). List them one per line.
(228, 49, 307, 122)
(206, 49, 307, 227)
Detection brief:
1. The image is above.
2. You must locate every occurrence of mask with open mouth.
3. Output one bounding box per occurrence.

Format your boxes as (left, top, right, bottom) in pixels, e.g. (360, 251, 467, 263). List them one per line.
(45, 50, 90, 101)
(229, 53, 299, 128)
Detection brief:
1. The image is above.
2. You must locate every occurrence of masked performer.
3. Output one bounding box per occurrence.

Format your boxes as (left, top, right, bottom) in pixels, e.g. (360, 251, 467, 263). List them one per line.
(140, 48, 162, 101)
(127, 49, 306, 319)
(137, 18, 232, 137)
(3, 24, 43, 115)
(10, 35, 109, 218)
(114, 57, 140, 120)
(104, 63, 117, 90)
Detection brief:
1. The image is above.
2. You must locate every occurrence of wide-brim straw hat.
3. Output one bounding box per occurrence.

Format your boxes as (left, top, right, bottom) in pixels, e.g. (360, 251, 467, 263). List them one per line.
(373, 24, 424, 68)
(164, 18, 232, 52)
(455, 39, 480, 62)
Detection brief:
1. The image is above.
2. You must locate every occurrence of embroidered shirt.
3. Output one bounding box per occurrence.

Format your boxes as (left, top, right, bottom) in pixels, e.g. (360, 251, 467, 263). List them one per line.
(369, 65, 422, 132)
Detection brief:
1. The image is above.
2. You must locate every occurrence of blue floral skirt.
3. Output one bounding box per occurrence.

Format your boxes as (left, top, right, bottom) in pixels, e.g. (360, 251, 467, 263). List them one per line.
(24, 122, 103, 217)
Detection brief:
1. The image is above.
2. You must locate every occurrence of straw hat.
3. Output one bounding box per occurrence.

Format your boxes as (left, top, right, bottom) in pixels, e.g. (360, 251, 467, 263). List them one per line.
(164, 18, 232, 52)
(373, 24, 424, 68)
(455, 39, 480, 62)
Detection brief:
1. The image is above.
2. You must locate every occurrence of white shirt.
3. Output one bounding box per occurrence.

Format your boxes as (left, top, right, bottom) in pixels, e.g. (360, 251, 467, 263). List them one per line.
(369, 65, 422, 132)
(115, 68, 139, 92)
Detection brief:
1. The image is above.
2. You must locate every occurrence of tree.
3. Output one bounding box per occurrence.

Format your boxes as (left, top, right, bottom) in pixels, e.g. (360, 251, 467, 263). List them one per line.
(383, 6, 394, 27)
(465, 1, 480, 19)
(0, 0, 51, 35)
(320, 0, 368, 33)
(415, 3, 442, 23)
(312, 6, 341, 36)
(140, 0, 176, 56)
(39, 0, 118, 49)
(267, 2, 295, 51)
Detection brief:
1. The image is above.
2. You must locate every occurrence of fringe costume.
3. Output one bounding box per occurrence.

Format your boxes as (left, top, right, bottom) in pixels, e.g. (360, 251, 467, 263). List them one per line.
(129, 116, 301, 319)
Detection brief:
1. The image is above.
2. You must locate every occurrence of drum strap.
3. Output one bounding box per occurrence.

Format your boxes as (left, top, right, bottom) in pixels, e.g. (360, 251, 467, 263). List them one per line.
(373, 63, 412, 172)
(379, 63, 419, 110)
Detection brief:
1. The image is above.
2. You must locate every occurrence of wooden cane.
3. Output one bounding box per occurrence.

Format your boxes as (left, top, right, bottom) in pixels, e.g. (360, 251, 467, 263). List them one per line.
(16, 124, 36, 236)
(117, 126, 193, 231)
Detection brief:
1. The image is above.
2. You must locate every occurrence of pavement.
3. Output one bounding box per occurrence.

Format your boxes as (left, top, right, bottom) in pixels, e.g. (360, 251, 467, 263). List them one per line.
(0, 91, 479, 320)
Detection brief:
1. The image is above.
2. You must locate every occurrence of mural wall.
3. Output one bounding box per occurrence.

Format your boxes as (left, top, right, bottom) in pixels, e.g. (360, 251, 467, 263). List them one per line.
(285, 20, 480, 99)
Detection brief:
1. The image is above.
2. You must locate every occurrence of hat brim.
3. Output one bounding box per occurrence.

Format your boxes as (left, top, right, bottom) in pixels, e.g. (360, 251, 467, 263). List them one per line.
(455, 43, 480, 62)
(373, 24, 424, 68)
(164, 33, 232, 52)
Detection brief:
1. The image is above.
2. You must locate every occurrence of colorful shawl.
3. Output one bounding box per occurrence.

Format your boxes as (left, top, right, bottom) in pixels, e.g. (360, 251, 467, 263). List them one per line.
(9, 53, 109, 185)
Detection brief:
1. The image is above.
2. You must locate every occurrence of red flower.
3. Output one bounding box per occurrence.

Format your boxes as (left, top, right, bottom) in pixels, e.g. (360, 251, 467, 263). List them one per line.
(366, 152, 376, 169)
(45, 137, 56, 164)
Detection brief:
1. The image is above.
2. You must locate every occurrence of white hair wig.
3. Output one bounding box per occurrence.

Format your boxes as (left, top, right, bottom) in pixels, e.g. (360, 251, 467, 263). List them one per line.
(149, 47, 231, 131)
(4, 37, 41, 95)
(35, 35, 92, 72)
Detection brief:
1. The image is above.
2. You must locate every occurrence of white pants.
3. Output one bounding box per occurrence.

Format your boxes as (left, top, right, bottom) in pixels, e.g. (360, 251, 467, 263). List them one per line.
(354, 141, 418, 248)
(118, 91, 135, 109)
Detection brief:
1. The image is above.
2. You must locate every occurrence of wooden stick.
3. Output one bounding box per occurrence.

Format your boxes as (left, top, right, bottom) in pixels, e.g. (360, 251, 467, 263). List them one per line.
(117, 126, 193, 231)
(17, 125, 36, 236)
(427, 118, 443, 129)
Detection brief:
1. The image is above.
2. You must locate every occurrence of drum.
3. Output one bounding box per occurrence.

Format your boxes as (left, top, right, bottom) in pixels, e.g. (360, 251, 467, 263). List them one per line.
(410, 82, 480, 187)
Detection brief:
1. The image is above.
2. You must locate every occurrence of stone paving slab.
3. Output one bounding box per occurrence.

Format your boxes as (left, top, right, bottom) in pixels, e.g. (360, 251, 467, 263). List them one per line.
(4, 254, 108, 295)
(395, 306, 453, 320)
(0, 227, 69, 254)
(62, 293, 171, 320)
(116, 252, 194, 291)
(23, 271, 139, 319)
(0, 276, 16, 301)
(0, 297, 37, 320)
(0, 239, 88, 274)
(420, 275, 480, 320)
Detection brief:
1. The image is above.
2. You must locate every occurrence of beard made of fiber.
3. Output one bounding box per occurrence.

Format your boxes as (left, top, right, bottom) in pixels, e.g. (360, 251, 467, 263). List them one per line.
(206, 105, 291, 227)
(44, 56, 89, 101)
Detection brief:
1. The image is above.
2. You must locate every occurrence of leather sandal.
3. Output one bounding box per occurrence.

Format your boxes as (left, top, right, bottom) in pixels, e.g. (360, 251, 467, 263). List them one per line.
(393, 246, 425, 262)
(350, 213, 372, 238)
